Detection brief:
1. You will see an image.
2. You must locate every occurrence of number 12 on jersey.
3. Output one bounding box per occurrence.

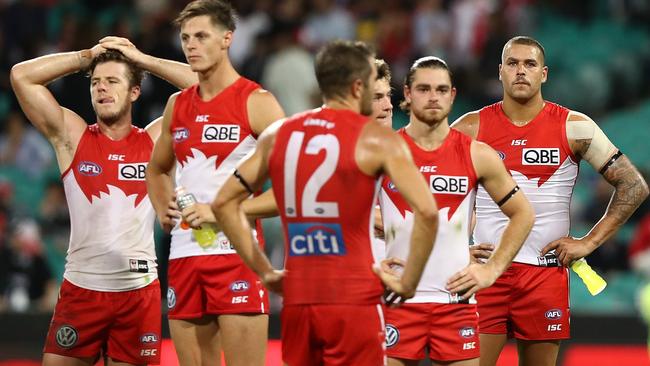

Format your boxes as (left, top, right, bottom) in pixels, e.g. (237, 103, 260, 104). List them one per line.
(283, 132, 340, 218)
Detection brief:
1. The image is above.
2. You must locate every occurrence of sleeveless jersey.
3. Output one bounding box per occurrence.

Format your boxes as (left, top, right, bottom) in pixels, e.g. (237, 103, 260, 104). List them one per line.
(380, 129, 478, 303)
(62, 124, 157, 291)
(268, 107, 383, 305)
(170, 78, 260, 259)
(475, 102, 578, 265)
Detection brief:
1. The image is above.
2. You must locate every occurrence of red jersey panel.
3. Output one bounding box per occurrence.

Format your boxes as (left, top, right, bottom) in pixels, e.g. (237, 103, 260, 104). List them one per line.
(380, 129, 477, 303)
(170, 78, 262, 259)
(61, 124, 156, 291)
(268, 108, 383, 305)
(474, 102, 579, 265)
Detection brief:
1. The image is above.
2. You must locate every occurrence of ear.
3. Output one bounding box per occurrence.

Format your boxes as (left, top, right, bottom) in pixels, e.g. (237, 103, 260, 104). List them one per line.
(130, 85, 141, 102)
(222, 30, 233, 49)
(351, 78, 364, 99)
(450, 87, 457, 104)
(498, 64, 503, 81)
(403, 84, 411, 103)
(541, 65, 548, 84)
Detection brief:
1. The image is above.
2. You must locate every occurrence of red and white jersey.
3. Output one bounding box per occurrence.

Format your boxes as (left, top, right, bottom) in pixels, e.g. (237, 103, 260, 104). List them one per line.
(475, 102, 578, 265)
(380, 129, 477, 303)
(268, 107, 384, 305)
(62, 124, 156, 291)
(170, 78, 260, 259)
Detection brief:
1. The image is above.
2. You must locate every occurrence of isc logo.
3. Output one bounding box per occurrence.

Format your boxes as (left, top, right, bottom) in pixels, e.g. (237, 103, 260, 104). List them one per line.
(195, 114, 209, 122)
(108, 154, 125, 161)
(430, 175, 469, 195)
(547, 324, 562, 331)
(459, 327, 475, 338)
(463, 342, 476, 350)
(420, 165, 437, 173)
(232, 296, 249, 304)
(78, 161, 102, 176)
(201, 124, 240, 143)
(522, 148, 560, 165)
(545, 309, 563, 320)
(173, 128, 190, 142)
(118, 163, 147, 181)
(287, 222, 346, 256)
(140, 333, 159, 343)
(511, 139, 527, 146)
(230, 280, 250, 292)
(141, 349, 157, 356)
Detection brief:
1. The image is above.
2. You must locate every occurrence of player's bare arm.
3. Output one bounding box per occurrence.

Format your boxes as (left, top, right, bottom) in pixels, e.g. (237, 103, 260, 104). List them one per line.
(146, 93, 181, 233)
(447, 141, 534, 299)
(359, 123, 439, 299)
(542, 112, 649, 265)
(9, 45, 106, 171)
(211, 121, 284, 293)
(450, 110, 481, 139)
(100, 36, 198, 89)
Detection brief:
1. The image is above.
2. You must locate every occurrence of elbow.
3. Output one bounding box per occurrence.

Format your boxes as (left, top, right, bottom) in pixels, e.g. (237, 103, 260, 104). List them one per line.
(211, 194, 230, 220)
(9, 64, 27, 88)
(640, 179, 650, 201)
(420, 205, 439, 228)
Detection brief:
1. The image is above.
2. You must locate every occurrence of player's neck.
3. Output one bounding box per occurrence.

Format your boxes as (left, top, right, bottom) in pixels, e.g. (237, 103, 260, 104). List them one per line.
(405, 118, 449, 151)
(502, 93, 545, 126)
(324, 97, 361, 114)
(97, 118, 132, 141)
(197, 58, 240, 101)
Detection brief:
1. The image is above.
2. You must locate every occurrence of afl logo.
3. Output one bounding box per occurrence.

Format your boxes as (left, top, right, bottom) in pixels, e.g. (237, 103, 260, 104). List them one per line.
(459, 326, 475, 338)
(497, 151, 506, 160)
(55, 325, 78, 348)
(173, 128, 190, 143)
(167, 287, 177, 309)
(78, 161, 102, 176)
(545, 309, 563, 320)
(385, 324, 400, 348)
(230, 280, 250, 292)
(386, 181, 398, 192)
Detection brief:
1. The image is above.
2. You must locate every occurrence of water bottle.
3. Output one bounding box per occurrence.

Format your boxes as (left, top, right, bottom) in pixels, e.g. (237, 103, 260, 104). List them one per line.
(571, 258, 607, 296)
(175, 186, 217, 248)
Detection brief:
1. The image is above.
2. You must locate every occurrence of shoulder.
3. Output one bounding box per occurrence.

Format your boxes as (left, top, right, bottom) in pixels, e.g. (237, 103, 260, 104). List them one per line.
(450, 110, 481, 139)
(359, 122, 405, 153)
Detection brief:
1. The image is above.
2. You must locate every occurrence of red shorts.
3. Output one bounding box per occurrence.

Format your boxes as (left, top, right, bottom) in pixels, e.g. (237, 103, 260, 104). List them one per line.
(476, 263, 570, 340)
(385, 303, 479, 362)
(167, 254, 269, 319)
(282, 304, 386, 366)
(43, 279, 161, 364)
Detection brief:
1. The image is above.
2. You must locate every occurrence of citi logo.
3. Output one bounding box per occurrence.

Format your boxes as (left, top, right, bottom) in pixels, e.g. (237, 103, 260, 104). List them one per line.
(78, 161, 102, 176)
(545, 309, 563, 320)
(230, 280, 250, 292)
(173, 128, 190, 142)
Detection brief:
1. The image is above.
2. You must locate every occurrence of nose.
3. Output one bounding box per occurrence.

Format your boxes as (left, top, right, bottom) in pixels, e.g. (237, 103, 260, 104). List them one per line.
(516, 63, 526, 75)
(382, 96, 393, 112)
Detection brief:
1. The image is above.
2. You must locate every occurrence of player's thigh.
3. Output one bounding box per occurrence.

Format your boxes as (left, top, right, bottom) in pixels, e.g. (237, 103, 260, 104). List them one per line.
(218, 314, 268, 365)
(43, 353, 95, 366)
(432, 358, 479, 366)
(478, 333, 507, 366)
(169, 316, 221, 366)
(388, 358, 419, 366)
(517, 339, 560, 366)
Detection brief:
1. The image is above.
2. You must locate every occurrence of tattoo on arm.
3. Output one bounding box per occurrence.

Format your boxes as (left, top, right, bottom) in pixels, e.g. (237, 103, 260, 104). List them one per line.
(573, 138, 591, 160)
(601, 155, 648, 223)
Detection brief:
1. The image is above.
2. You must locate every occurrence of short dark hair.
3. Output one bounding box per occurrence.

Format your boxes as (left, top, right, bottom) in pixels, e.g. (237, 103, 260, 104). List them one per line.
(315, 40, 375, 100)
(400, 56, 452, 112)
(375, 58, 391, 84)
(87, 50, 145, 89)
(502, 36, 546, 65)
(174, 0, 237, 31)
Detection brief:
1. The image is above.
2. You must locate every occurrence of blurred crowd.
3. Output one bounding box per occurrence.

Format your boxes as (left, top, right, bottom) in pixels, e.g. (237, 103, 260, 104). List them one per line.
(1, 0, 650, 313)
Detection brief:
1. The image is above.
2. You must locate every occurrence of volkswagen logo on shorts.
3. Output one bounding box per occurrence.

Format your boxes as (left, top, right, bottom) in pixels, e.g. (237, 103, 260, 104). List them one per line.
(545, 309, 563, 320)
(167, 287, 177, 309)
(385, 324, 399, 348)
(55, 325, 78, 348)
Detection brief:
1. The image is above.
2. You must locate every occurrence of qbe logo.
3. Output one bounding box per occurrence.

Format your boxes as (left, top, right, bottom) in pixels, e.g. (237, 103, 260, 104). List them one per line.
(459, 326, 475, 338)
(385, 325, 399, 348)
(230, 280, 250, 292)
(430, 175, 469, 195)
(545, 309, 563, 320)
(78, 161, 102, 176)
(287, 222, 346, 256)
(522, 148, 560, 166)
(201, 124, 240, 143)
(118, 163, 147, 181)
(173, 128, 190, 143)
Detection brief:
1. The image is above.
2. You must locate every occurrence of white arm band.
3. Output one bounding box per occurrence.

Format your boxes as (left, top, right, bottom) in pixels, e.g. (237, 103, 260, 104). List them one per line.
(566, 118, 618, 171)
